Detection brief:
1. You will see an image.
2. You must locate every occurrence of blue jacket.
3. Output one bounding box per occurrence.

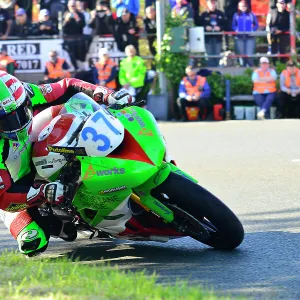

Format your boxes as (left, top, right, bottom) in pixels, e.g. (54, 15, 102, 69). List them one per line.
(232, 12, 258, 35)
(112, 0, 140, 17)
(178, 76, 211, 99)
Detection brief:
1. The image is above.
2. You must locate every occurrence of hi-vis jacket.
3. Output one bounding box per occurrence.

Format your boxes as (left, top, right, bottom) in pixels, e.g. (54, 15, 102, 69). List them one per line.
(252, 68, 277, 94)
(179, 75, 211, 99)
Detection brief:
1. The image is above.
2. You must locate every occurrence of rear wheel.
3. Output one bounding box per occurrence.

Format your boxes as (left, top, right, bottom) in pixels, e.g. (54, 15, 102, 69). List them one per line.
(152, 172, 244, 249)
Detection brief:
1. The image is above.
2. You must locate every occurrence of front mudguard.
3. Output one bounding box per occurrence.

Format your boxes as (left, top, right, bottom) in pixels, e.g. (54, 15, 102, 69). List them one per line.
(133, 162, 198, 223)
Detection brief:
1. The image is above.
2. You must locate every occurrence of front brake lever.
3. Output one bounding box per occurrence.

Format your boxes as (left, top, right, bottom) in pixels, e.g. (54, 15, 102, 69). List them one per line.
(109, 100, 146, 110)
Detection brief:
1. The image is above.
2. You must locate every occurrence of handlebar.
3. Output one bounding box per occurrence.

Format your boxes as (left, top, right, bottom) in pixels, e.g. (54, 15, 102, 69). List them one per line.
(108, 100, 146, 110)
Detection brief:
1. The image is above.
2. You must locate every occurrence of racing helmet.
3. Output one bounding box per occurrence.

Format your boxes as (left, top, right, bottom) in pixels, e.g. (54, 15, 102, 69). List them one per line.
(0, 71, 33, 141)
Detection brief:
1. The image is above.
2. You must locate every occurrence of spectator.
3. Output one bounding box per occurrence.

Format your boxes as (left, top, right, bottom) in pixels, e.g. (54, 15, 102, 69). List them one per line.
(76, 0, 93, 70)
(94, 48, 117, 89)
(44, 50, 71, 83)
(40, 0, 67, 24)
(197, 0, 227, 67)
(114, 8, 139, 54)
(232, 1, 258, 67)
(10, 8, 33, 37)
(32, 9, 58, 36)
(0, 49, 16, 75)
(266, 0, 290, 63)
(177, 66, 211, 121)
(252, 57, 277, 120)
(62, 0, 86, 71)
(0, 4, 12, 40)
(89, 0, 114, 35)
(171, 0, 193, 19)
(76, 1, 92, 36)
(279, 60, 300, 118)
(119, 45, 147, 101)
(112, 0, 140, 17)
(144, 6, 156, 56)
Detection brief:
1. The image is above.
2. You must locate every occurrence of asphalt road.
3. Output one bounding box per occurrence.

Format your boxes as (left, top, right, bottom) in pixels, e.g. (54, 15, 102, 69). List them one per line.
(2, 120, 300, 299)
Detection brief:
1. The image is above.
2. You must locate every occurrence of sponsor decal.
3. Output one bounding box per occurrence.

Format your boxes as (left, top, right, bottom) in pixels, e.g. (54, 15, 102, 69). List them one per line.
(138, 128, 153, 137)
(21, 229, 38, 242)
(2, 97, 14, 106)
(12, 142, 20, 152)
(48, 157, 66, 164)
(80, 193, 121, 210)
(116, 108, 146, 128)
(0, 184, 4, 189)
(153, 164, 169, 185)
(41, 165, 53, 169)
(96, 167, 125, 176)
(6, 203, 28, 212)
(12, 140, 29, 161)
(103, 214, 125, 220)
(0, 176, 3, 183)
(34, 158, 47, 166)
(131, 108, 146, 128)
(174, 170, 194, 181)
(153, 200, 172, 215)
(84, 165, 125, 180)
(40, 84, 53, 96)
(38, 123, 54, 142)
(47, 145, 87, 155)
(99, 185, 126, 194)
(23, 83, 35, 97)
(84, 164, 96, 180)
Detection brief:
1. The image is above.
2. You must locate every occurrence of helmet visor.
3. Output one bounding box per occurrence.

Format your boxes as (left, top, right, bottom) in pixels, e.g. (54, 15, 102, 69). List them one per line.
(0, 98, 32, 134)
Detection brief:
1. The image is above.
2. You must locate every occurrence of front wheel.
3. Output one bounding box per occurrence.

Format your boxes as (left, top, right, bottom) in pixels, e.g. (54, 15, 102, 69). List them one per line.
(152, 172, 244, 249)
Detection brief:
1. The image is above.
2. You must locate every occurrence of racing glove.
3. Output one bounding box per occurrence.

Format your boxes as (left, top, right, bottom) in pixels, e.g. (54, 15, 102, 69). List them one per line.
(27, 182, 65, 206)
(93, 86, 132, 105)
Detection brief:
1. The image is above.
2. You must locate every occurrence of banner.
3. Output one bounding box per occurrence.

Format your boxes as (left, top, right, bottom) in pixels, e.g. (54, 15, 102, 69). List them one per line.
(0, 39, 64, 73)
(87, 36, 126, 66)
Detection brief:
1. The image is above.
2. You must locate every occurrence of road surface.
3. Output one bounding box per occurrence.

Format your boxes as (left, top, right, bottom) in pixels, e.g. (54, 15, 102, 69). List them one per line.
(2, 120, 300, 299)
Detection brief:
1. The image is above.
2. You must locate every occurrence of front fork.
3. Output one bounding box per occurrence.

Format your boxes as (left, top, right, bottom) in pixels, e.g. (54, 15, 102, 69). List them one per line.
(133, 162, 197, 223)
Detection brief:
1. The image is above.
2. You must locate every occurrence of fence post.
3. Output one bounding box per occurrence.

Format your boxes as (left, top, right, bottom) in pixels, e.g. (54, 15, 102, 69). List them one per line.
(225, 80, 231, 120)
(156, 0, 167, 94)
(289, 0, 297, 59)
(58, 11, 63, 38)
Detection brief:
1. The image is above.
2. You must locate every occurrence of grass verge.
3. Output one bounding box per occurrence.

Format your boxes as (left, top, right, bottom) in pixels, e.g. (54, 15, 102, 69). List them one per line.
(0, 251, 235, 300)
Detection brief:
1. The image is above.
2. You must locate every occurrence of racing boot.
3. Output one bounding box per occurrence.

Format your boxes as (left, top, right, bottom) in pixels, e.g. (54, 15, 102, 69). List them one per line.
(0, 210, 49, 257)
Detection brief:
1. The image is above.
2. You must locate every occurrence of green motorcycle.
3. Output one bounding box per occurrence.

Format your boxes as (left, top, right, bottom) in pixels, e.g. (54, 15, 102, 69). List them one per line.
(32, 93, 244, 249)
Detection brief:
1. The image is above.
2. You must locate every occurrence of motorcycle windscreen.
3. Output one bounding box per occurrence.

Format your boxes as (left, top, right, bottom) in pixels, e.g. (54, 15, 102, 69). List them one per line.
(58, 92, 102, 118)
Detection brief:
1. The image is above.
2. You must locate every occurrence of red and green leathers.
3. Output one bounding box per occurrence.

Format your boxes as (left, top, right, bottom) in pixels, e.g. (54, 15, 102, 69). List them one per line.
(0, 78, 112, 255)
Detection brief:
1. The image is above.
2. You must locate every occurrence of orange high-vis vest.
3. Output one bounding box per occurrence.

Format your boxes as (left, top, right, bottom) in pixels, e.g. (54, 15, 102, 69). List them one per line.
(46, 58, 71, 79)
(282, 68, 300, 88)
(0, 56, 15, 71)
(95, 59, 117, 89)
(183, 75, 206, 98)
(253, 69, 277, 93)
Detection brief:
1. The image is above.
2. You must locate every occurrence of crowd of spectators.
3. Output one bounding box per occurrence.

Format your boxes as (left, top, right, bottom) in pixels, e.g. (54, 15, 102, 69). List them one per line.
(0, 0, 298, 123)
(0, 0, 295, 69)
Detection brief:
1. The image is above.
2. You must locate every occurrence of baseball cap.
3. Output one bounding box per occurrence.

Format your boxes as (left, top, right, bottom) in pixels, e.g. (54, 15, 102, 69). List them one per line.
(277, 0, 286, 3)
(16, 8, 26, 16)
(260, 57, 269, 64)
(99, 48, 108, 56)
(40, 9, 50, 17)
(122, 8, 130, 15)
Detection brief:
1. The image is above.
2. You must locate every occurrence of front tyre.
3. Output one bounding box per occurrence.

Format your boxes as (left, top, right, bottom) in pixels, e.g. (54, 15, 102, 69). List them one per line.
(152, 172, 244, 249)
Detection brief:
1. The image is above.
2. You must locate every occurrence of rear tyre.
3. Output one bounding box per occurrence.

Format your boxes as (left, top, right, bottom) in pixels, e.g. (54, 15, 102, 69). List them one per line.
(152, 172, 244, 249)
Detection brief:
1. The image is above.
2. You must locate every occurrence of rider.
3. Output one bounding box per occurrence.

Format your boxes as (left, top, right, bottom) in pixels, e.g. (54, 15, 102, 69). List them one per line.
(0, 71, 131, 256)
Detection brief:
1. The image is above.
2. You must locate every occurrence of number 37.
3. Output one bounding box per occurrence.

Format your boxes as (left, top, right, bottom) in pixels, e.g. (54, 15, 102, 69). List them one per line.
(81, 111, 119, 152)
